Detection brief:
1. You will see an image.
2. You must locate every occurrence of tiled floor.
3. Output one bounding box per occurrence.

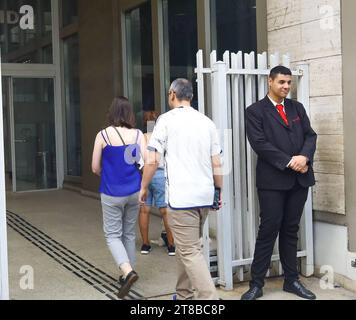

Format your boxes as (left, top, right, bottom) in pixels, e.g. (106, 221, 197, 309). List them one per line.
(5, 190, 356, 300)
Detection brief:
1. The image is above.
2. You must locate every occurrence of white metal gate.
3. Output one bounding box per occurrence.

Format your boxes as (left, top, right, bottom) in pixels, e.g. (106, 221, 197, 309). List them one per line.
(196, 50, 314, 291)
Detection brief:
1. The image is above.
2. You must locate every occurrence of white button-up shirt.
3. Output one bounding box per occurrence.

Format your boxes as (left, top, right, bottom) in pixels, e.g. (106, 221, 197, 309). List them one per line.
(148, 107, 222, 209)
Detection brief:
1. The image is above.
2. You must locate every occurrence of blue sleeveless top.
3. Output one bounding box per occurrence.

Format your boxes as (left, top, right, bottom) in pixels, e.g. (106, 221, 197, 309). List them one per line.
(99, 129, 141, 197)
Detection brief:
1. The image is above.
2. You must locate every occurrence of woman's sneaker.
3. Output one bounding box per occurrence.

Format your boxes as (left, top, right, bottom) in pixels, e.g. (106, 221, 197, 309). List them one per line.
(140, 244, 152, 255)
(117, 271, 139, 299)
(167, 245, 176, 256)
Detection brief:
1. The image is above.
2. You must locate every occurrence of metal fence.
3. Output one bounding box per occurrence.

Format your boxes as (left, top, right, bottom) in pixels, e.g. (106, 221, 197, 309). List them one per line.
(196, 50, 314, 291)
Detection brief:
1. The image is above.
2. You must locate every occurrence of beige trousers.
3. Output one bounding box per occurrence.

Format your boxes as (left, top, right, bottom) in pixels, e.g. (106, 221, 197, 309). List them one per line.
(168, 208, 218, 300)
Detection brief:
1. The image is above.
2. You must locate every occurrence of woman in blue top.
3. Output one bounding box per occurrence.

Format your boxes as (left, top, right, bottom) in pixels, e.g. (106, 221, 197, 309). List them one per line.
(92, 97, 145, 299)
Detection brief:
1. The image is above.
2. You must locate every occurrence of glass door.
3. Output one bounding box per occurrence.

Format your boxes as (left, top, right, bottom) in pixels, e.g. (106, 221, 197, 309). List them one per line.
(8, 77, 57, 192)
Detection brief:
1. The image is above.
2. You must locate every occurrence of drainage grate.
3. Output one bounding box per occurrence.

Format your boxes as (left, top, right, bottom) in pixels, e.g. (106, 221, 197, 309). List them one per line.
(6, 210, 144, 300)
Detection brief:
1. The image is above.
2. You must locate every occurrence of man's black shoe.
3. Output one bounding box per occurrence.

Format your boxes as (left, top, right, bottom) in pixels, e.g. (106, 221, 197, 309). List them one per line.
(117, 271, 139, 299)
(283, 280, 316, 300)
(241, 286, 263, 300)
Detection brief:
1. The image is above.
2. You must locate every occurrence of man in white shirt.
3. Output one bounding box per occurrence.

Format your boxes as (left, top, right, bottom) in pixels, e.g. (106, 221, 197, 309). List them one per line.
(139, 78, 223, 300)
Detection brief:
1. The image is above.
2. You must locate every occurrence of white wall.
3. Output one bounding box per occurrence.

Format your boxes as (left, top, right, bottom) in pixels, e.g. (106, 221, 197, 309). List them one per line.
(314, 222, 356, 289)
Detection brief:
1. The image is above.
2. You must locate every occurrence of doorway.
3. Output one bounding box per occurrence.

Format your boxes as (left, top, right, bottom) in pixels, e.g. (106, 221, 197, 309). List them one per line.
(2, 76, 57, 192)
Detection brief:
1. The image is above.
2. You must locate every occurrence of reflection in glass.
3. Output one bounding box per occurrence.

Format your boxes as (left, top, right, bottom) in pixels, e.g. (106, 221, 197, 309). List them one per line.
(125, 1, 155, 131)
(163, 0, 198, 110)
(0, 0, 52, 63)
(13, 78, 57, 191)
(61, 0, 78, 27)
(211, 0, 257, 59)
(2, 77, 12, 191)
(63, 34, 81, 177)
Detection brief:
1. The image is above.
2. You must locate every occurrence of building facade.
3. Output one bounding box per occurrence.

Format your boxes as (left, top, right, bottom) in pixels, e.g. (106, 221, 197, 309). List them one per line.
(1, 0, 356, 293)
(266, 0, 356, 291)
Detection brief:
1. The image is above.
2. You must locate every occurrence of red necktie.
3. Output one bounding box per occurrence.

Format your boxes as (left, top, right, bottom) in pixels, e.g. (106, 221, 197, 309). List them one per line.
(276, 104, 289, 126)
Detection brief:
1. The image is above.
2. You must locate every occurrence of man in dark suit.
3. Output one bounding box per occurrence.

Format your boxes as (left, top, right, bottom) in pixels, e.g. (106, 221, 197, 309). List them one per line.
(241, 66, 317, 300)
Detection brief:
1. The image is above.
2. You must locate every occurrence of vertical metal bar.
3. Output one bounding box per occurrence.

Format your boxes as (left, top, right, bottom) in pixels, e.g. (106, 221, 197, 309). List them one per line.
(9, 80, 16, 193)
(223, 51, 232, 155)
(222, 51, 235, 284)
(244, 52, 258, 260)
(52, 0, 64, 189)
(162, 0, 171, 104)
(59, 3, 68, 178)
(197, 49, 210, 267)
(297, 64, 314, 276)
(152, 0, 167, 115)
(213, 61, 233, 290)
(210, 0, 217, 51)
(0, 51, 10, 300)
(196, 50, 205, 114)
(257, 52, 268, 100)
(231, 51, 246, 281)
(237, 51, 250, 277)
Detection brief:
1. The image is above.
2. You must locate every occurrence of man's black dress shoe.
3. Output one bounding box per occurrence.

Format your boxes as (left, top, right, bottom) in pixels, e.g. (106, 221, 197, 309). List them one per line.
(241, 286, 263, 300)
(283, 280, 316, 300)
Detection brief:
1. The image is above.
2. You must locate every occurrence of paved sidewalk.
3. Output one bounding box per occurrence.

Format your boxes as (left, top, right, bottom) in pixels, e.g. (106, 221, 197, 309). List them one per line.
(5, 190, 356, 300)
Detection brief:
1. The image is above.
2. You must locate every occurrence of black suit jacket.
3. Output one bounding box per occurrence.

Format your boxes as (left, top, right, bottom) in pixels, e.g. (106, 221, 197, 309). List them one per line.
(246, 96, 317, 190)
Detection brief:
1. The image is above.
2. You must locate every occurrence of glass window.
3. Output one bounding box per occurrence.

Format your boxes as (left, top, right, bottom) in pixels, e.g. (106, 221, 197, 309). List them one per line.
(163, 0, 198, 110)
(211, 0, 257, 59)
(63, 34, 81, 177)
(0, 0, 53, 63)
(125, 1, 154, 130)
(61, 0, 78, 27)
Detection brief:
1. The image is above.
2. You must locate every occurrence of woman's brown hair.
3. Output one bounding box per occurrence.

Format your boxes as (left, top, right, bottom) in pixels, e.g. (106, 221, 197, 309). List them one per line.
(143, 110, 159, 126)
(107, 97, 136, 129)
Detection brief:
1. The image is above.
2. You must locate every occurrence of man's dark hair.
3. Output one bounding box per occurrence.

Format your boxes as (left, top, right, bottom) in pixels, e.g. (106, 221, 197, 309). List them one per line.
(269, 65, 292, 80)
(107, 96, 136, 129)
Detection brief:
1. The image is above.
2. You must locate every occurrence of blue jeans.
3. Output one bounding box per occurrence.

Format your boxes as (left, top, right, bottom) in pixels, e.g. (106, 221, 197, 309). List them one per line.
(145, 168, 167, 208)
